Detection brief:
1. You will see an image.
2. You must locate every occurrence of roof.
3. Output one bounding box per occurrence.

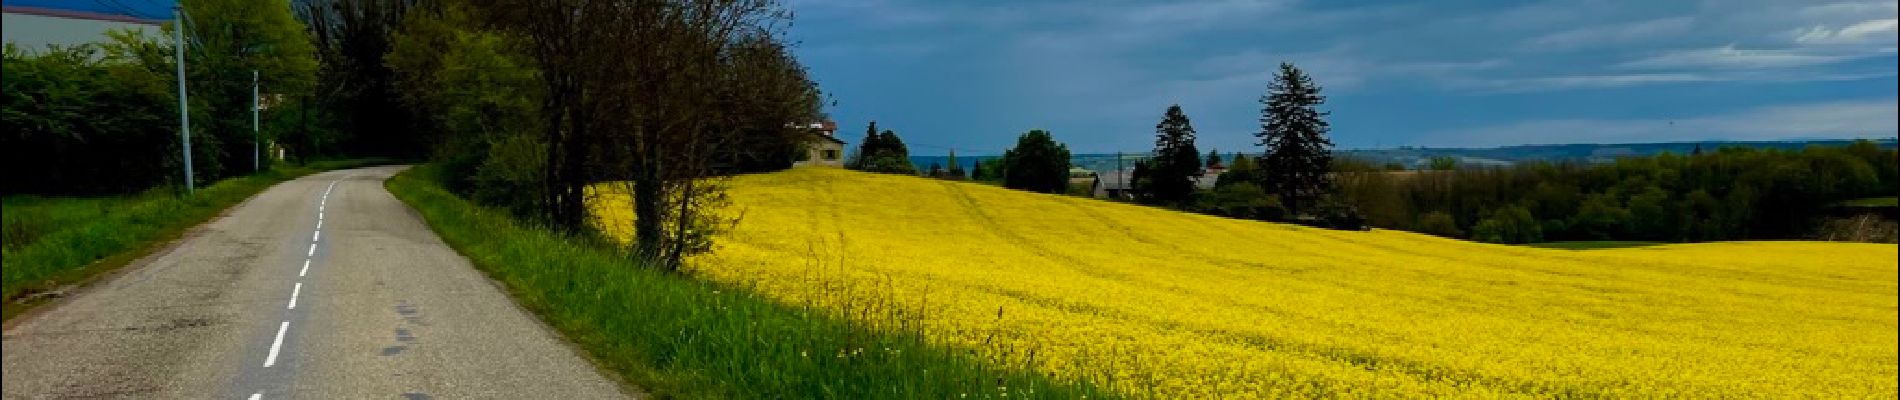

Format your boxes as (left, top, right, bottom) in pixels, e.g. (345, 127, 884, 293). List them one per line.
(1193, 170, 1222, 190)
(809, 131, 845, 145)
(2, 0, 170, 25)
(1092, 169, 1225, 191)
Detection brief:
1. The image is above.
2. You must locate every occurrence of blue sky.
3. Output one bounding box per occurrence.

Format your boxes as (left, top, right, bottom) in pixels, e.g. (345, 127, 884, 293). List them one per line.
(786, 0, 1900, 154)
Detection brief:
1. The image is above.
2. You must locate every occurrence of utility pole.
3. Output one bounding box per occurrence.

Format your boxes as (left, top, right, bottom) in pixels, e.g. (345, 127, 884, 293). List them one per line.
(174, 6, 194, 193)
(253, 69, 260, 172)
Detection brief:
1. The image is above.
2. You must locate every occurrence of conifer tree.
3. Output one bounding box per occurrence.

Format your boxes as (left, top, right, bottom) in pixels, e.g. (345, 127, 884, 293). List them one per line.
(1147, 104, 1202, 205)
(946, 150, 965, 179)
(852, 121, 879, 169)
(1256, 62, 1333, 215)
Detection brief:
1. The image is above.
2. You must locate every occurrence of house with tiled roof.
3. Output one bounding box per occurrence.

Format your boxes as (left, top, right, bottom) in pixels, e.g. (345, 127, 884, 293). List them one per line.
(793, 120, 846, 168)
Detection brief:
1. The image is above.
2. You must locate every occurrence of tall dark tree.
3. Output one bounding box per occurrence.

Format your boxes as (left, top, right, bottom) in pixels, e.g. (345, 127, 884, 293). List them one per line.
(851, 120, 878, 169)
(1002, 129, 1071, 193)
(299, 0, 420, 158)
(1206, 149, 1222, 169)
(946, 149, 965, 179)
(847, 120, 916, 174)
(1129, 160, 1151, 198)
(1145, 104, 1202, 205)
(1256, 62, 1333, 215)
(970, 159, 986, 181)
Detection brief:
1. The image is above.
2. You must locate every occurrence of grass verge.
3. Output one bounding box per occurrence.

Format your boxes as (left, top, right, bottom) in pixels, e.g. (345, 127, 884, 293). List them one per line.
(2, 159, 391, 321)
(1839, 196, 1899, 208)
(385, 165, 1119, 399)
(1522, 241, 1663, 250)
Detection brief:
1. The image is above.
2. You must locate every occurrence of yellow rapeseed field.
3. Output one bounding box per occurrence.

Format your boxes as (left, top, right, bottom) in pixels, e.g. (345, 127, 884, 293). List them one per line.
(592, 168, 1899, 398)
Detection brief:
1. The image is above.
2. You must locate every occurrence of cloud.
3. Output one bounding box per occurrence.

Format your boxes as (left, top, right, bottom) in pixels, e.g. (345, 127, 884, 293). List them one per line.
(1099, 0, 1294, 26)
(1615, 45, 1873, 70)
(1519, 16, 1696, 51)
(1792, 18, 1900, 45)
(1452, 69, 1895, 92)
(1431, 98, 1900, 146)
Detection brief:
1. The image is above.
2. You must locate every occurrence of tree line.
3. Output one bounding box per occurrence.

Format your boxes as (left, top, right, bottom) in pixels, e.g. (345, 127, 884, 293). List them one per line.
(3, 0, 824, 270)
(373, 0, 825, 268)
(837, 62, 1355, 229)
(1332, 140, 1899, 243)
(1120, 62, 1362, 229)
(3, 0, 316, 195)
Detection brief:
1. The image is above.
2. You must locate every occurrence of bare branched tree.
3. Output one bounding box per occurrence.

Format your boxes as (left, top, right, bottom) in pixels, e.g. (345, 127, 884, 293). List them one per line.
(479, 0, 820, 270)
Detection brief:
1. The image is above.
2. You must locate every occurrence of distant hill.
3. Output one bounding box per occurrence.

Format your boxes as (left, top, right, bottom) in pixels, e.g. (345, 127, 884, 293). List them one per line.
(1339, 139, 1900, 169)
(909, 139, 1898, 173)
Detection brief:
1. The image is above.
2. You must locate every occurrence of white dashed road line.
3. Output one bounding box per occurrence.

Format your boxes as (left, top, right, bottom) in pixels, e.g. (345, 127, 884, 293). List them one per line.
(263, 321, 289, 368)
(253, 176, 345, 391)
(287, 283, 302, 310)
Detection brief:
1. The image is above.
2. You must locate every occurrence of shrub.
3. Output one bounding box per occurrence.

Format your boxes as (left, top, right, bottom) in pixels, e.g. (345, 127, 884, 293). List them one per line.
(1473, 205, 1543, 244)
(1416, 211, 1463, 238)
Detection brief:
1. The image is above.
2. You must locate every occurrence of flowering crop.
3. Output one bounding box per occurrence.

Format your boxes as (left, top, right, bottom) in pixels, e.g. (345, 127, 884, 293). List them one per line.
(593, 168, 1899, 398)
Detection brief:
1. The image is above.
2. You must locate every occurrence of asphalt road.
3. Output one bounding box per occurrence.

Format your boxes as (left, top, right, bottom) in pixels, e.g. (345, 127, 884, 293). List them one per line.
(2, 166, 634, 399)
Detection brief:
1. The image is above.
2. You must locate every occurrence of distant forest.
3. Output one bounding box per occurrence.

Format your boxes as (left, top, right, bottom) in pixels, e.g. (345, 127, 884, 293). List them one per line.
(1332, 140, 1899, 243)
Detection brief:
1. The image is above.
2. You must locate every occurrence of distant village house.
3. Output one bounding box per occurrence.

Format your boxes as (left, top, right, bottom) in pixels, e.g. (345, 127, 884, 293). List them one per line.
(793, 121, 845, 168)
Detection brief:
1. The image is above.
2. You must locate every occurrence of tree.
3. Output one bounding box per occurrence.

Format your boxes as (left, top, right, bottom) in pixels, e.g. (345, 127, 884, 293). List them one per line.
(1416, 211, 1463, 238)
(1473, 205, 1543, 244)
(484, 0, 815, 268)
(970, 159, 986, 181)
(183, 0, 319, 176)
(1257, 62, 1334, 216)
(1197, 181, 1283, 220)
(850, 121, 881, 169)
(1428, 156, 1459, 171)
(848, 121, 917, 174)
(1145, 104, 1202, 205)
(927, 162, 944, 177)
(945, 150, 965, 179)
(1002, 129, 1071, 193)
(299, 0, 416, 158)
(1206, 149, 1223, 169)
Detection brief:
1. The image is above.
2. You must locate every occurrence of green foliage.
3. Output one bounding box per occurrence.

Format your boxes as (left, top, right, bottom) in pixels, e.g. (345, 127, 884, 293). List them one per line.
(384, 165, 1120, 399)
(1415, 211, 1463, 238)
(1144, 105, 1202, 205)
(1257, 62, 1334, 215)
(3, 0, 322, 196)
(2, 43, 182, 194)
(850, 122, 918, 174)
(1002, 130, 1073, 193)
(1428, 156, 1459, 171)
(385, 0, 545, 216)
(1334, 141, 1899, 243)
(301, 0, 420, 159)
(1192, 182, 1284, 220)
(1472, 205, 1542, 244)
(179, 0, 320, 175)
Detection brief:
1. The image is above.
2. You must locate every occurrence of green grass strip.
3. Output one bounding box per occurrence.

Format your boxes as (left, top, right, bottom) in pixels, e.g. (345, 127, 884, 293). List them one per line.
(2, 159, 390, 320)
(385, 165, 1120, 400)
(1839, 196, 1899, 208)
